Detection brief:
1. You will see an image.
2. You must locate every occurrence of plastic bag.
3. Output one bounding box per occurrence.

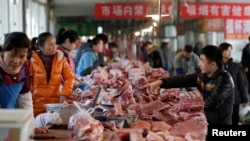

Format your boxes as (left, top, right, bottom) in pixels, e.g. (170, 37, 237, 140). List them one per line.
(68, 107, 94, 129)
(239, 104, 250, 124)
(67, 107, 104, 141)
(35, 112, 63, 128)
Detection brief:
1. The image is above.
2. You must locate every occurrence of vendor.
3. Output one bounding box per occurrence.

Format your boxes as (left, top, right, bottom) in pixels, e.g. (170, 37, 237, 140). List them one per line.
(0, 32, 32, 109)
(76, 33, 108, 76)
(30, 32, 74, 117)
(56, 28, 85, 89)
(0, 32, 48, 133)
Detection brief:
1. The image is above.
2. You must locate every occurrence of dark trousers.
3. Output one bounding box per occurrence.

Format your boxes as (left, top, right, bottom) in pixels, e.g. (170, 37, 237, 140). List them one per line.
(232, 104, 240, 125)
(247, 72, 250, 93)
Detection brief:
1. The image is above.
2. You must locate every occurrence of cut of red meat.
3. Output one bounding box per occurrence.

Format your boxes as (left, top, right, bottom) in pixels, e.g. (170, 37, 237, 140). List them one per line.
(159, 88, 181, 101)
(134, 77, 148, 88)
(179, 111, 206, 121)
(131, 120, 151, 132)
(151, 121, 172, 132)
(129, 130, 144, 141)
(152, 110, 178, 126)
(178, 90, 204, 112)
(137, 100, 171, 114)
(109, 128, 139, 141)
(114, 102, 123, 116)
(146, 131, 165, 141)
(157, 132, 185, 141)
(169, 119, 208, 141)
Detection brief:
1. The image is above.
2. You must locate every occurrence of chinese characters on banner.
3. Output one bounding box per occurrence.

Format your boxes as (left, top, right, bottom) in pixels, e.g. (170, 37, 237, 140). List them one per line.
(94, 2, 172, 19)
(180, 2, 250, 39)
(95, 2, 250, 39)
(180, 2, 250, 19)
(224, 19, 250, 39)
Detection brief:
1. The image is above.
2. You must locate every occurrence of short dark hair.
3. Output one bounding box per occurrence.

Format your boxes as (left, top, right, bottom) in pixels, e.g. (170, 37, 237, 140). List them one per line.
(219, 42, 232, 52)
(91, 33, 108, 46)
(160, 42, 169, 49)
(201, 45, 223, 68)
(195, 42, 203, 47)
(3, 32, 30, 52)
(184, 45, 193, 53)
(108, 42, 118, 49)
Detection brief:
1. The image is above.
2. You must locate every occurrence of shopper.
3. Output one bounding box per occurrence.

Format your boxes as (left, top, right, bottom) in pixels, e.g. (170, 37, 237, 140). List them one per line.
(219, 42, 249, 125)
(30, 32, 74, 117)
(241, 36, 250, 94)
(141, 45, 234, 125)
(193, 41, 203, 57)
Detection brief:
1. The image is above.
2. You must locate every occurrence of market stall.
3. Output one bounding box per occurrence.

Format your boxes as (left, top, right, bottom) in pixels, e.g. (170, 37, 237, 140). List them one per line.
(34, 60, 208, 141)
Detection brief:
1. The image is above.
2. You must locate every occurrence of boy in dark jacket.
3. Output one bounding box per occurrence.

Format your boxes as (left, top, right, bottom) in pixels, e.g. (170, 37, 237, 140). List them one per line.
(141, 45, 235, 125)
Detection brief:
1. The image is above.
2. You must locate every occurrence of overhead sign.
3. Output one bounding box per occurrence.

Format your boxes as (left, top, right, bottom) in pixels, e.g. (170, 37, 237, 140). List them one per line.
(180, 2, 250, 19)
(94, 2, 172, 19)
(224, 19, 250, 39)
(56, 23, 97, 36)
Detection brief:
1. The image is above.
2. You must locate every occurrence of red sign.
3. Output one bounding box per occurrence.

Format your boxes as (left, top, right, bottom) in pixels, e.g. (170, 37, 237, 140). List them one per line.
(94, 3, 172, 19)
(224, 19, 250, 39)
(180, 2, 250, 19)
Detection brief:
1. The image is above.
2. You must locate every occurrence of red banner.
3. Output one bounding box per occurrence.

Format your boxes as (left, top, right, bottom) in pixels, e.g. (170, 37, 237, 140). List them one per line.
(224, 19, 250, 39)
(94, 2, 172, 19)
(180, 2, 250, 19)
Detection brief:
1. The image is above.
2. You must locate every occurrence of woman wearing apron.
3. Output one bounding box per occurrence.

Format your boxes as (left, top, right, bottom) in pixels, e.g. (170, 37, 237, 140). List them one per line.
(0, 32, 48, 133)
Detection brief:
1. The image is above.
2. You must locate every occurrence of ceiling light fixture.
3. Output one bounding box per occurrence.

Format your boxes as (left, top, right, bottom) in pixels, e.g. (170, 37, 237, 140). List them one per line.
(183, 0, 189, 7)
(145, 14, 170, 21)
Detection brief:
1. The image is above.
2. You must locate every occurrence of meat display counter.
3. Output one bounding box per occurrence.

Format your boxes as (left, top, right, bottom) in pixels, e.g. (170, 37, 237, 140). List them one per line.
(33, 129, 111, 141)
(33, 61, 208, 141)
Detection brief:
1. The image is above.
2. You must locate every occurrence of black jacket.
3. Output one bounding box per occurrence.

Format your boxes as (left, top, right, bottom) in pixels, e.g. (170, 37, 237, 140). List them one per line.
(224, 59, 249, 105)
(160, 67, 234, 125)
(241, 44, 250, 69)
(145, 50, 162, 68)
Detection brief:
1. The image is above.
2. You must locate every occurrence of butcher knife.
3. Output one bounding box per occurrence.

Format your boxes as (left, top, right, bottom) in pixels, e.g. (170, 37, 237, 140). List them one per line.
(92, 86, 102, 107)
(94, 115, 131, 121)
(30, 135, 65, 140)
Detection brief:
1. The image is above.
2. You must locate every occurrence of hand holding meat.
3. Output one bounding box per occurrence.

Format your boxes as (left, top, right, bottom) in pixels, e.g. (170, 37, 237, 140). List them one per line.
(140, 80, 162, 90)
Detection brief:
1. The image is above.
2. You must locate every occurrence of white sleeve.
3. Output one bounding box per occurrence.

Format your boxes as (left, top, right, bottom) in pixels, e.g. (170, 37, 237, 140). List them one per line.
(16, 91, 34, 117)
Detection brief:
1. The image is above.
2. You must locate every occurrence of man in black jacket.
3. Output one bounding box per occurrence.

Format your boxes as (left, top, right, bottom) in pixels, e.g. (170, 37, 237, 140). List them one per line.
(141, 45, 235, 125)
